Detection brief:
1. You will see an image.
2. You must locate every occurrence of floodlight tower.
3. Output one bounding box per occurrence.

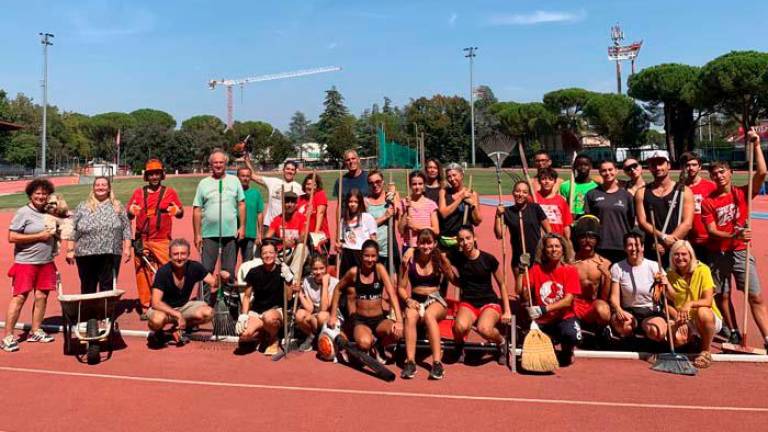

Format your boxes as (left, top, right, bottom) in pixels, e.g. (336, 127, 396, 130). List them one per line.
(464, 46, 478, 166)
(39, 32, 54, 173)
(607, 23, 642, 94)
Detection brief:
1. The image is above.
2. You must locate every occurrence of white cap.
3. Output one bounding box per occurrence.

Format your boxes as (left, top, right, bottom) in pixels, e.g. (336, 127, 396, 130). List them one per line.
(645, 150, 669, 162)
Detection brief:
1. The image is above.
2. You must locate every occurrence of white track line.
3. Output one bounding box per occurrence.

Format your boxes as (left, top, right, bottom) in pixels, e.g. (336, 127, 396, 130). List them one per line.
(1, 366, 767, 413)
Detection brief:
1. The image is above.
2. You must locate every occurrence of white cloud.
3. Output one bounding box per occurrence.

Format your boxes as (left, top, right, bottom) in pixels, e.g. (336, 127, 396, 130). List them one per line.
(488, 10, 586, 26)
(448, 12, 458, 27)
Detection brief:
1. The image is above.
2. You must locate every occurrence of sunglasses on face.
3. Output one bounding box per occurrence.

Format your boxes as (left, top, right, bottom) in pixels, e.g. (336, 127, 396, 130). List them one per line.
(368, 179, 383, 185)
(623, 163, 639, 172)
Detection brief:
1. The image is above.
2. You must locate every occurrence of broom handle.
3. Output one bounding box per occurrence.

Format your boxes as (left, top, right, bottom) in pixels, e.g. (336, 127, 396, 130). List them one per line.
(497, 174, 508, 306)
(518, 216, 534, 308)
(291, 170, 317, 317)
(568, 151, 577, 213)
(463, 176, 473, 225)
(742, 136, 754, 346)
(518, 143, 537, 204)
(280, 188, 288, 346)
(337, 170, 343, 242)
(387, 172, 395, 280)
(650, 209, 675, 354)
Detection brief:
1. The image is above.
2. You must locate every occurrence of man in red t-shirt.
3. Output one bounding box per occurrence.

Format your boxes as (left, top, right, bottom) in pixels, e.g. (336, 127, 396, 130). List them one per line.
(127, 159, 183, 318)
(522, 233, 582, 366)
(266, 191, 307, 250)
(535, 168, 572, 239)
(680, 151, 717, 264)
(701, 128, 768, 350)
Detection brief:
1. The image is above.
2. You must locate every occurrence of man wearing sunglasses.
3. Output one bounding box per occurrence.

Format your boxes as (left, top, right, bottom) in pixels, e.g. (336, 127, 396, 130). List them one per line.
(621, 158, 645, 196)
(531, 150, 564, 192)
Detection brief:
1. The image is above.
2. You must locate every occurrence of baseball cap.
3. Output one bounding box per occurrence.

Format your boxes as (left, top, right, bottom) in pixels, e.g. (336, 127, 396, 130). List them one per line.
(645, 150, 669, 162)
(284, 191, 298, 200)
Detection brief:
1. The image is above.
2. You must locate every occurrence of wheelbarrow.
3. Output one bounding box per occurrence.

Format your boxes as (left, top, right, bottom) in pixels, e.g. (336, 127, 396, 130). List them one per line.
(57, 274, 124, 365)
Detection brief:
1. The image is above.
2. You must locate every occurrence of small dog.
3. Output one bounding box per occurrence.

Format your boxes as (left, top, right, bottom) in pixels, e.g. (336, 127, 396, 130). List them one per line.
(44, 193, 74, 256)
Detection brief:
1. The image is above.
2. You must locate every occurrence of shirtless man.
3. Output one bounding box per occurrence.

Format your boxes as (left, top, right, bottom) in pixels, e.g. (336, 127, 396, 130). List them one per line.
(571, 217, 611, 327)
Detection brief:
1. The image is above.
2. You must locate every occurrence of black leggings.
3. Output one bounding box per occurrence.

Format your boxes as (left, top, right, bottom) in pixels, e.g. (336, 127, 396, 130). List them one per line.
(76, 254, 120, 294)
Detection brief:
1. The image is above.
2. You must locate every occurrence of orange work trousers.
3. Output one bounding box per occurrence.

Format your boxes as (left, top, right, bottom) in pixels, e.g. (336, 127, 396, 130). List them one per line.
(134, 239, 170, 309)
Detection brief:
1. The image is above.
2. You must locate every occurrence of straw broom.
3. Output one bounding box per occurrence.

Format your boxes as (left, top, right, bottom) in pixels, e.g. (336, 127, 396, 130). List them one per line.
(213, 177, 237, 339)
(494, 154, 515, 372)
(517, 144, 558, 372)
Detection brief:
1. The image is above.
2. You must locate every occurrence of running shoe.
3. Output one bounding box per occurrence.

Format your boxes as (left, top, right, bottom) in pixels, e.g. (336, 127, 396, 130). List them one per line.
(497, 338, 508, 366)
(170, 329, 189, 346)
(401, 361, 417, 379)
(729, 330, 743, 345)
(26, 329, 54, 343)
(299, 334, 315, 352)
(1, 335, 20, 352)
(147, 330, 165, 349)
(429, 362, 445, 380)
(264, 339, 280, 356)
(718, 327, 732, 341)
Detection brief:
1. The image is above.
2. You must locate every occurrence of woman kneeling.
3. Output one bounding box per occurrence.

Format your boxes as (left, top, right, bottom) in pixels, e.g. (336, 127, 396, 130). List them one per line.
(329, 240, 403, 360)
(295, 256, 341, 351)
(660, 240, 722, 368)
(398, 229, 453, 380)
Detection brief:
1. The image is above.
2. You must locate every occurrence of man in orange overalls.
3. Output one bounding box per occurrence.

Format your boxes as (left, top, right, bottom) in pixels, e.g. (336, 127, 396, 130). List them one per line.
(127, 159, 184, 319)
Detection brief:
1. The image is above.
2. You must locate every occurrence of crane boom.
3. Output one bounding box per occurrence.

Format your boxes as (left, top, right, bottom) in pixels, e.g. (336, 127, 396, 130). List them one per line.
(208, 66, 342, 89)
(208, 66, 342, 129)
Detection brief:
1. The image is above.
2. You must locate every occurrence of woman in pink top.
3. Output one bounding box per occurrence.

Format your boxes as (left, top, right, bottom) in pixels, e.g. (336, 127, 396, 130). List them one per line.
(398, 171, 439, 255)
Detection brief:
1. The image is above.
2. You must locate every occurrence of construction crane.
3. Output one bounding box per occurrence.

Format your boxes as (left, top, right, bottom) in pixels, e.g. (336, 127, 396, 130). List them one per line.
(208, 66, 342, 129)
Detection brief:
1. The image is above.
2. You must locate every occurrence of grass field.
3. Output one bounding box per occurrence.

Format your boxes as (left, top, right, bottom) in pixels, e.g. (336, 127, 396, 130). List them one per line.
(0, 168, 753, 210)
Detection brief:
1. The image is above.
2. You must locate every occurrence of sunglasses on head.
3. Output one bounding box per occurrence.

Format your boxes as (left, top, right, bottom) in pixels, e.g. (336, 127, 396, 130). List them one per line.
(623, 163, 639, 172)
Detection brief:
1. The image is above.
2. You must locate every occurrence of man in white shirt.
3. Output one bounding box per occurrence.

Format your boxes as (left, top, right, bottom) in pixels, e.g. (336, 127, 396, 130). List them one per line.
(244, 157, 303, 233)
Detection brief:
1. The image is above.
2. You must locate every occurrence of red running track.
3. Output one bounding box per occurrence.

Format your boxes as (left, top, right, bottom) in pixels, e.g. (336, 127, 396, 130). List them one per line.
(1, 196, 768, 431)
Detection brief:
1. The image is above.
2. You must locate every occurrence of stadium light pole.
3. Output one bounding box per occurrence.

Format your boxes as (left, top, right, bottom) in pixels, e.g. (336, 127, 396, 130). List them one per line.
(464, 47, 477, 167)
(39, 32, 54, 173)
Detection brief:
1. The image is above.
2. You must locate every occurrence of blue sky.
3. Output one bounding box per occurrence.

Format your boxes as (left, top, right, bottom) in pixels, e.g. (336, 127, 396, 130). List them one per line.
(2, 0, 767, 130)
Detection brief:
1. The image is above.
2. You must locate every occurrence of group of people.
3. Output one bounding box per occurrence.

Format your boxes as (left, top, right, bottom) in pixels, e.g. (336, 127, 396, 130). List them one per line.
(4, 134, 767, 379)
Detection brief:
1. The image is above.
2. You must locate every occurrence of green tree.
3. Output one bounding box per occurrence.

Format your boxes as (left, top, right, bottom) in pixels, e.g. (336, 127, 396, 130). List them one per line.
(404, 95, 470, 163)
(697, 50, 768, 139)
(287, 111, 312, 145)
(543, 88, 595, 151)
(628, 64, 700, 159)
(180, 115, 227, 162)
(492, 102, 555, 150)
(268, 130, 295, 164)
(86, 112, 136, 161)
(583, 93, 649, 149)
(60, 112, 94, 160)
(232, 120, 275, 163)
(5, 134, 38, 167)
(316, 87, 357, 164)
(122, 124, 173, 172)
(130, 108, 176, 130)
(161, 131, 195, 171)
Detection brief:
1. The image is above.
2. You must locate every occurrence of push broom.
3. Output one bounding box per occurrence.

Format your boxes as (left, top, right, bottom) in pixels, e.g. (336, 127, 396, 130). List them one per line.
(649, 209, 697, 376)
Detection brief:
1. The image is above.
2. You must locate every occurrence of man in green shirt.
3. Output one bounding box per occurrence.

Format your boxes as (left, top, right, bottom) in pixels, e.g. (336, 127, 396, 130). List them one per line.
(192, 149, 245, 299)
(237, 166, 264, 261)
(559, 154, 598, 219)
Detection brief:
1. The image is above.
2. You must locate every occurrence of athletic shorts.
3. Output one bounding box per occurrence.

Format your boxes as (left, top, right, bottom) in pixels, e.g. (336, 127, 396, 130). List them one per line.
(711, 250, 761, 295)
(248, 306, 283, 322)
(147, 300, 209, 323)
(539, 317, 583, 347)
(687, 315, 723, 338)
(8, 262, 57, 296)
(459, 302, 502, 320)
(573, 298, 597, 321)
(625, 306, 664, 323)
(412, 291, 448, 310)
(351, 313, 389, 332)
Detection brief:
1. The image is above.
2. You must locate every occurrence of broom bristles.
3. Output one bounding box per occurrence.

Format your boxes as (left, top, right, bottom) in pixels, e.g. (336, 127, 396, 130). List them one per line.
(522, 323, 559, 373)
(651, 353, 697, 376)
(212, 298, 236, 339)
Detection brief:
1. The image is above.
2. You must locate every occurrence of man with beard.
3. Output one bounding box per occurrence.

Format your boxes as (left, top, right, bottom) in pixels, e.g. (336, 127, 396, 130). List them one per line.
(559, 155, 598, 219)
(127, 159, 183, 319)
(635, 151, 693, 265)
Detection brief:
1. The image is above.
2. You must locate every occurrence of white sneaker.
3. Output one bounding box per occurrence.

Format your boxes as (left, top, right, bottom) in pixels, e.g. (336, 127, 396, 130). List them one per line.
(1, 335, 20, 352)
(27, 329, 54, 343)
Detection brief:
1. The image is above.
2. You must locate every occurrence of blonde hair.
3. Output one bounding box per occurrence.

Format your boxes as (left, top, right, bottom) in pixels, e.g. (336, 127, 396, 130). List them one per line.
(86, 176, 122, 213)
(535, 233, 574, 265)
(669, 239, 699, 275)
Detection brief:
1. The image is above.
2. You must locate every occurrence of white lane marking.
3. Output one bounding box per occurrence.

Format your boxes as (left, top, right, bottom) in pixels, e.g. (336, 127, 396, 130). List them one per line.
(1, 366, 767, 413)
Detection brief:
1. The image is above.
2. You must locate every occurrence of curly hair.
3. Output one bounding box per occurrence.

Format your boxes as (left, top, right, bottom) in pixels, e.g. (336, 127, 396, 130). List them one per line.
(25, 178, 55, 198)
(534, 233, 574, 265)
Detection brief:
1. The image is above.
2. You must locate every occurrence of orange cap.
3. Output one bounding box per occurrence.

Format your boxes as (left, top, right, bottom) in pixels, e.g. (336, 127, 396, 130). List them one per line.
(145, 159, 164, 172)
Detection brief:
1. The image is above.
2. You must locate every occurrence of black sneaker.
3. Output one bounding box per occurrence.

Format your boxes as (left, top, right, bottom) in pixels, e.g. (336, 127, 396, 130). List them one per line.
(299, 334, 315, 352)
(729, 330, 743, 345)
(401, 361, 417, 379)
(497, 338, 508, 366)
(718, 327, 732, 340)
(147, 330, 165, 349)
(429, 361, 445, 380)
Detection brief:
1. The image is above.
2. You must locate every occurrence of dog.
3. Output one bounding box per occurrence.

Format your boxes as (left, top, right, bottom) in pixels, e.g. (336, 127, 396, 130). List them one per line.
(44, 193, 74, 256)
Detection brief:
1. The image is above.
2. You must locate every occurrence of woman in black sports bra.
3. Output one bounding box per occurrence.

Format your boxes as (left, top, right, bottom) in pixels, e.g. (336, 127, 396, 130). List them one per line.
(329, 239, 403, 356)
(397, 229, 453, 380)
